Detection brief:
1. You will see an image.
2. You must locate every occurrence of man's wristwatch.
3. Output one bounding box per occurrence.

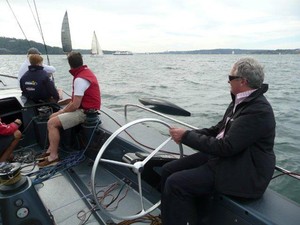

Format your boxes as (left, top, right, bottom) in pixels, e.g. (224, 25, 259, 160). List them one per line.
(14, 121, 21, 126)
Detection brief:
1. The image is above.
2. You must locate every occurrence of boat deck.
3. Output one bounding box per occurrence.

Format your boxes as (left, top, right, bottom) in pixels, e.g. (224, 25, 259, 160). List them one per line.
(36, 159, 160, 225)
(0, 94, 300, 225)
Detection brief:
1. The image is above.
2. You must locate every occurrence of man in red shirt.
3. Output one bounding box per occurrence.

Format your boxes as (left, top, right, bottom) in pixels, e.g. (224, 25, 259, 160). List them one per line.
(37, 52, 101, 167)
(0, 118, 22, 162)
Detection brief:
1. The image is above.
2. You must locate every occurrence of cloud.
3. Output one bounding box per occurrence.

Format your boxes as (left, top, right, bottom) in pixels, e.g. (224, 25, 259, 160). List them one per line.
(0, 0, 299, 52)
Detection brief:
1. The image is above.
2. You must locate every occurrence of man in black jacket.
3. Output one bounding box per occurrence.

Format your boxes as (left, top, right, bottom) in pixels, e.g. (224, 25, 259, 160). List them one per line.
(20, 54, 59, 103)
(161, 58, 276, 225)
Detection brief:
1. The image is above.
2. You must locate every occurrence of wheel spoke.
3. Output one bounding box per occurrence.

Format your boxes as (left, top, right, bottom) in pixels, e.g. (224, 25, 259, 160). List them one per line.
(137, 172, 146, 211)
(100, 158, 135, 169)
(142, 137, 172, 165)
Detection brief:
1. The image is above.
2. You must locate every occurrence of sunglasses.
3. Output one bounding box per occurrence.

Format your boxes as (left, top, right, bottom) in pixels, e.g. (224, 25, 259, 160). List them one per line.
(228, 75, 243, 81)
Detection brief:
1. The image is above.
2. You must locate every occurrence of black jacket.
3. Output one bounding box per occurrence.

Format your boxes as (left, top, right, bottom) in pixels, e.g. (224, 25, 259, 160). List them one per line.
(20, 65, 59, 103)
(182, 84, 276, 198)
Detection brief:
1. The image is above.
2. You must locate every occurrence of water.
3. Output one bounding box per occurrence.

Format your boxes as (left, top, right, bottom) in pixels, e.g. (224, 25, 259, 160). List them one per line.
(1, 54, 299, 203)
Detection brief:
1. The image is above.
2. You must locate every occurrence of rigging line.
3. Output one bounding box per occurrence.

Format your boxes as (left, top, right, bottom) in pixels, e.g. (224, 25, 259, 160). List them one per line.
(0, 73, 18, 79)
(63, 89, 72, 97)
(27, 0, 42, 37)
(6, 0, 31, 48)
(31, 0, 55, 83)
(32, 0, 52, 67)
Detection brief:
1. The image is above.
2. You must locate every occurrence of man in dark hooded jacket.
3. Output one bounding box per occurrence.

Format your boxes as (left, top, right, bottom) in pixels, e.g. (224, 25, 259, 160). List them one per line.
(161, 58, 276, 225)
(20, 54, 59, 103)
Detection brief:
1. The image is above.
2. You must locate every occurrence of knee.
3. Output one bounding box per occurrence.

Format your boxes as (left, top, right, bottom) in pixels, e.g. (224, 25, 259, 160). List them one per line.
(161, 161, 176, 178)
(161, 163, 170, 178)
(164, 173, 183, 195)
(47, 117, 60, 129)
(161, 161, 181, 189)
(161, 163, 173, 185)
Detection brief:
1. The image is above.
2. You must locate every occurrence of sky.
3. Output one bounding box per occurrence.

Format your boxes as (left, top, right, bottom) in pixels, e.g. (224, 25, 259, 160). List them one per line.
(1, 0, 300, 53)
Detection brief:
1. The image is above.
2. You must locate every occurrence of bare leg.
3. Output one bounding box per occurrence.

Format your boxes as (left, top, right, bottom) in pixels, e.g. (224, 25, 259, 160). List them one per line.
(0, 130, 22, 162)
(47, 116, 62, 161)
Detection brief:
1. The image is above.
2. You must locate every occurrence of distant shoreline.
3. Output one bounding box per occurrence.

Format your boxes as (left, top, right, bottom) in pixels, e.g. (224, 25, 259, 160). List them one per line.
(151, 49, 300, 55)
(1, 36, 299, 55)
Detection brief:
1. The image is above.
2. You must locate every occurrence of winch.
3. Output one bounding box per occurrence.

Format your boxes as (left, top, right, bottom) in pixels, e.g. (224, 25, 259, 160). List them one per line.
(0, 162, 22, 186)
(37, 106, 52, 119)
(0, 162, 54, 225)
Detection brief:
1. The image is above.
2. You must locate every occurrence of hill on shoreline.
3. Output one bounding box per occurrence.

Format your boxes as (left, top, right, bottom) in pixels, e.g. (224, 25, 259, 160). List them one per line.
(0, 37, 115, 55)
(0, 36, 299, 55)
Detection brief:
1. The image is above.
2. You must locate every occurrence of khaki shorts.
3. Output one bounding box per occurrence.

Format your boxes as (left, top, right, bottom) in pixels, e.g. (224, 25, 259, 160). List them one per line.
(57, 109, 86, 130)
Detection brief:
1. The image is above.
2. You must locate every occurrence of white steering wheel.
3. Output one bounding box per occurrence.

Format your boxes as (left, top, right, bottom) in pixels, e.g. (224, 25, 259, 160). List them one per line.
(91, 118, 183, 220)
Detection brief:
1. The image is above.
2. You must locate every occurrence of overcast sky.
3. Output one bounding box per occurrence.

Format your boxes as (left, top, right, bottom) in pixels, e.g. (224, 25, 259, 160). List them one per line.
(1, 0, 299, 52)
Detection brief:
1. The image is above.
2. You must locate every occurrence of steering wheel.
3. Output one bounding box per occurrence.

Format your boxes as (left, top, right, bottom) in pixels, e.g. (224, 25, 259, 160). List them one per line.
(91, 118, 183, 220)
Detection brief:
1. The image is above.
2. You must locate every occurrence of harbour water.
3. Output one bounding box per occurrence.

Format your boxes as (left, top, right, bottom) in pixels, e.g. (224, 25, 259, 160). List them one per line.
(1, 54, 299, 203)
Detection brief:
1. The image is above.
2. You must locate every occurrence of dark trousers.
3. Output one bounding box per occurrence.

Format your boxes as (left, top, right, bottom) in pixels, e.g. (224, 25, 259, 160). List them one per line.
(161, 152, 214, 225)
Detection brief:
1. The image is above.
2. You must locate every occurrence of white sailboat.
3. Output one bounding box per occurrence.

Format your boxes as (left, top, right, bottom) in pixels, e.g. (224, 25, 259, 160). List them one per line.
(91, 31, 103, 57)
(61, 11, 72, 54)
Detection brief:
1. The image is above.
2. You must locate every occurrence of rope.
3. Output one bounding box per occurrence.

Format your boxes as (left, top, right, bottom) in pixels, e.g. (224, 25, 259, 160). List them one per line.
(6, 0, 53, 80)
(28, 150, 84, 185)
(32, 0, 52, 67)
(116, 214, 161, 225)
(28, 118, 102, 185)
(272, 170, 300, 180)
(27, 0, 42, 37)
(63, 89, 72, 97)
(0, 73, 18, 79)
(76, 181, 131, 225)
(26, 0, 50, 65)
(6, 0, 31, 48)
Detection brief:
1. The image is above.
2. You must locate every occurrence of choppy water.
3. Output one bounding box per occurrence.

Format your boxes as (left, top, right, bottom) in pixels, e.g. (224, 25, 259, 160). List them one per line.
(1, 54, 299, 203)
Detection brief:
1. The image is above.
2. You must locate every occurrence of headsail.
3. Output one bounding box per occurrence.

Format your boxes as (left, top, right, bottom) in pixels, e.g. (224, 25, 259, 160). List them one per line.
(61, 11, 72, 53)
(91, 31, 103, 56)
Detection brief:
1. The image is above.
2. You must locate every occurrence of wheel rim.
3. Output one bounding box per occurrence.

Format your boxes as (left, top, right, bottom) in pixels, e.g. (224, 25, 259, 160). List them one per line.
(91, 118, 182, 220)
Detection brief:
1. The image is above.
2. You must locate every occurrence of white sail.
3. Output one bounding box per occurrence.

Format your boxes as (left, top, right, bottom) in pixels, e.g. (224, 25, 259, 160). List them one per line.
(91, 31, 103, 56)
(61, 11, 72, 53)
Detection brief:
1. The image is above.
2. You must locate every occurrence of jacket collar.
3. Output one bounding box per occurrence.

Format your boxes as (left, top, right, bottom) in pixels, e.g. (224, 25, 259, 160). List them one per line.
(69, 65, 88, 76)
(231, 83, 268, 102)
(28, 65, 44, 71)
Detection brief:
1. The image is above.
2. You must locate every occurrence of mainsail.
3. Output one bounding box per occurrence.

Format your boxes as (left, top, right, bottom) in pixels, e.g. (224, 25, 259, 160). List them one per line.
(91, 31, 103, 56)
(61, 11, 72, 53)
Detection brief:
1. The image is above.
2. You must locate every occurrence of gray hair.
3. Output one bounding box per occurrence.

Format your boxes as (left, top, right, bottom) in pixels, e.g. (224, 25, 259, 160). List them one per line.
(234, 58, 264, 89)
